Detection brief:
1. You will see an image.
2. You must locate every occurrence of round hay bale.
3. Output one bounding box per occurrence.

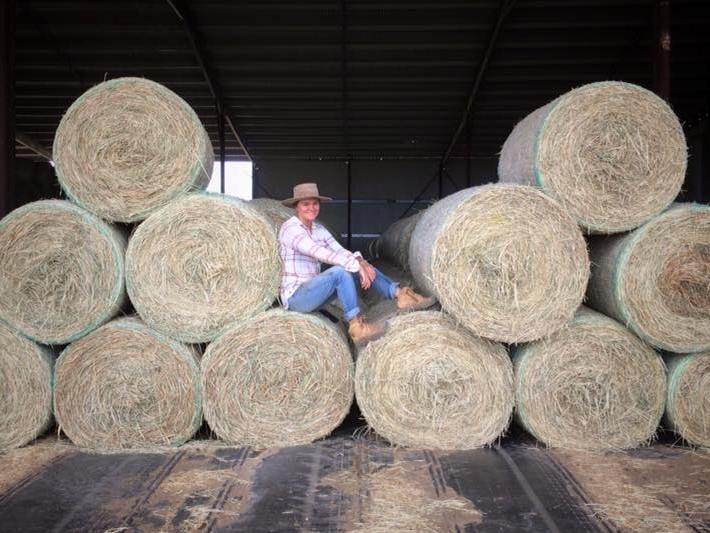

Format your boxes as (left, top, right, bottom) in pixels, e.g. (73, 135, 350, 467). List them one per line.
(356, 311, 513, 449)
(126, 193, 280, 343)
(202, 309, 354, 448)
(0, 322, 53, 451)
(0, 200, 126, 345)
(53, 317, 202, 450)
(248, 198, 294, 234)
(409, 184, 589, 343)
(513, 307, 666, 450)
(379, 212, 423, 271)
(664, 352, 710, 447)
(53, 77, 214, 222)
(586, 203, 710, 353)
(498, 81, 686, 233)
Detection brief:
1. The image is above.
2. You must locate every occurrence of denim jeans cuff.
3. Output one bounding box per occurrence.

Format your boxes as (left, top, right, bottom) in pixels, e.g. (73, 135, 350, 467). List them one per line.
(388, 282, 400, 300)
(344, 306, 361, 322)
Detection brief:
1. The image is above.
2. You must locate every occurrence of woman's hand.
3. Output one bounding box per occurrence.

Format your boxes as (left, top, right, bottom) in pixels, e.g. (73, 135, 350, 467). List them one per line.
(358, 260, 376, 290)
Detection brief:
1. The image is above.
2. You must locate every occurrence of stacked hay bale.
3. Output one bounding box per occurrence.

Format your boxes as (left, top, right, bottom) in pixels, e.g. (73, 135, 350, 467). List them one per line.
(513, 307, 666, 450)
(0, 322, 53, 451)
(355, 311, 513, 449)
(54, 317, 202, 450)
(586, 203, 710, 353)
(249, 197, 295, 234)
(409, 183, 589, 343)
(202, 310, 354, 448)
(377, 212, 422, 271)
(664, 352, 710, 447)
(498, 81, 686, 233)
(0, 200, 126, 345)
(125, 193, 280, 343)
(53, 77, 214, 222)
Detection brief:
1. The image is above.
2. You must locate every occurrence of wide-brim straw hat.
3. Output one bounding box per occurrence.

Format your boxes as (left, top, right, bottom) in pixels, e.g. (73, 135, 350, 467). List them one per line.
(281, 183, 332, 207)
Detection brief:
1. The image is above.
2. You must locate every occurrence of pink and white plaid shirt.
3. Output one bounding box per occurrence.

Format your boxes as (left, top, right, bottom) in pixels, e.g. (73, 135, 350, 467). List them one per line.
(278, 216, 361, 306)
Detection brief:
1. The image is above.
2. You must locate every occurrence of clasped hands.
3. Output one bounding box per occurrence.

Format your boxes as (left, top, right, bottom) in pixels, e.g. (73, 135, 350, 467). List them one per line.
(357, 258, 376, 290)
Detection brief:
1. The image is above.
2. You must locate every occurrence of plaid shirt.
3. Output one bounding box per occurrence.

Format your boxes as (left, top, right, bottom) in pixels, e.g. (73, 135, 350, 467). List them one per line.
(278, 216, 361, 306)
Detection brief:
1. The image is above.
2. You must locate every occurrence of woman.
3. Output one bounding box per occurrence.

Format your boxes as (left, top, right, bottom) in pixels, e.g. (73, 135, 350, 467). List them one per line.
(278, 182, 434, 345)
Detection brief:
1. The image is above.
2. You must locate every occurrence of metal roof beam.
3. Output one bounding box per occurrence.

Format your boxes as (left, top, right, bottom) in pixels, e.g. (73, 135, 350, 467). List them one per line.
(439, 0, 517, 171)
(15, 130, 51, 161)
(166, 0, 252, 162)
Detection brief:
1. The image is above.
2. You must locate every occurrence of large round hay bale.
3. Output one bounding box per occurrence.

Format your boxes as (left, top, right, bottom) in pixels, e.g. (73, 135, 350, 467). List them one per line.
(0, 200, 126, 344)
(409, 184, 589, 343)
(0, 322, 53, 451)
(248, 198, 294, 234)
(356, 311, 513, 449)
(126, 193, 280, 343)
(498, 81, 686, 233)
(513, 307, 666, 450)
(202, 309, 354, 448)
(53, 77, 214, 222)
(379, 212, 423, 271)
(664, 352, 710, 447)
(53, 317, 202, 450)
(587, 203, 710, 353)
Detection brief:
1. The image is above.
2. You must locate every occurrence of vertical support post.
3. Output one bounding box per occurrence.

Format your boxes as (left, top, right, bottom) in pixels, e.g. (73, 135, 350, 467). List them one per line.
(346, 159, 352, 249)
(217, 105, 226, 194)
(466, 122, 472, 188)
(654, 0, 671, 101)
(0, 0, 15, 216)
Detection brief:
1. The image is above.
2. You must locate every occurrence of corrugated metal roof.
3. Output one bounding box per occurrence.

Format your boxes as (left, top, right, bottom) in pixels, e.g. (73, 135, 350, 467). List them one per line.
(14, 0, 710, 161)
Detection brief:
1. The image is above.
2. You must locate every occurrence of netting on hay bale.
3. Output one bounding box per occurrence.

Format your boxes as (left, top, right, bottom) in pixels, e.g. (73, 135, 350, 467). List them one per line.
(0, 200, 126, 345)
(202, 309, 354, 448)
(409, 184, 589, 343)
(587, 203, 710, 353)
(53, 77, 214, 223)
(664, 352, 710, 447)
(0, 322, 53, 451)
(355, 311, 513, 449)
(498, 81, 686, 233)
(125, 193, 280, 343)
(513, 307, 666, 451)
(378, 212, 423, 271)
(53, 317, 202, 450)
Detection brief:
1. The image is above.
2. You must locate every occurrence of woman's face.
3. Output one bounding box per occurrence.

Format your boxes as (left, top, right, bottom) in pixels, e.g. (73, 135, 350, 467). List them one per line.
(296, 198, 320, 224)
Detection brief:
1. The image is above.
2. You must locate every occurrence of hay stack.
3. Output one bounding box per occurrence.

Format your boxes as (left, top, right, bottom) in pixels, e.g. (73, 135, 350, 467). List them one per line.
(513, 307, 666, 450)
(587, 203, 710, 353)
(202, 309, 354, 448)
(378, 212, 423, 271)
(126, 193, 280, 343)
(498, 82, 686, 233)
(0, 322, 53, 451)
(0, 200, 126, 344)
(53, 77, 214, 222)
(356, 311, 513, 449)
(249, 198, 294, 234)
(53, 317, 202, 450)
(409, 184, 589, 343)
(664, 352, 710, 447)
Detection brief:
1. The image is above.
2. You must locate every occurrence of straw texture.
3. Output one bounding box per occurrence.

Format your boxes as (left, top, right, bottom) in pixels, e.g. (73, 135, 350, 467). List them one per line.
(409, 184, 589, 343)
(0, 200, 126, 345)
(248, 198, 295, 234)
(53, 317, 202, 450)
(202, 309, 354, 448)
(53, 77, 214, 222)
(498, 81, 686, 233)
(664, 352, 710, 447)
(126, 193, 280, 343)
(513, 307, 666, 450)
(587, 203, 710, 353)
(378, 212, 423, 271)
(356, 311, 513, 449)
(0, 322, 53, 451)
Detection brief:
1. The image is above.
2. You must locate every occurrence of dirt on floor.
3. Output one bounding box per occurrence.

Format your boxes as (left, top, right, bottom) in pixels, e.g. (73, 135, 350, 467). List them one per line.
(553, 445, 710, 533)
(0, 435, 73, 494)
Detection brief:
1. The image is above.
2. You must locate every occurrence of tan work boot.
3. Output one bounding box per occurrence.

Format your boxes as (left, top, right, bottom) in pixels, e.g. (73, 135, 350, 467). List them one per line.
(396, 287, 436, 311)
(348, 315, 386, 346)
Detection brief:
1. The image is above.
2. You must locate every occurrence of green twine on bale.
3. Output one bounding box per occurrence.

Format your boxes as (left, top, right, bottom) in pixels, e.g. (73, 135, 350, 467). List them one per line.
(664, 352, 710, 448)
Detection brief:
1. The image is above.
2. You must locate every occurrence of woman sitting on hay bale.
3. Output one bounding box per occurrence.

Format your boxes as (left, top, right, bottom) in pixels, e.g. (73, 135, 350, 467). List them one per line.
(279, 182, 435, 345)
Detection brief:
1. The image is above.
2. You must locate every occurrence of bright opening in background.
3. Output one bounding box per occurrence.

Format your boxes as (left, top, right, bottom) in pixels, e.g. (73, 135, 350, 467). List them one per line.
(207, 161, 253, 200)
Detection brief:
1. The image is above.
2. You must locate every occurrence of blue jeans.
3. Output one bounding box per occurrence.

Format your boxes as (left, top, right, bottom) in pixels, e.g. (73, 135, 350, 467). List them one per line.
(287, 266, 399, 321)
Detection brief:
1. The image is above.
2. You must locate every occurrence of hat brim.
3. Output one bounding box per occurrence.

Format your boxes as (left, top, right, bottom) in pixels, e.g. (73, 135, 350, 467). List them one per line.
(281, 195, 332, 207)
